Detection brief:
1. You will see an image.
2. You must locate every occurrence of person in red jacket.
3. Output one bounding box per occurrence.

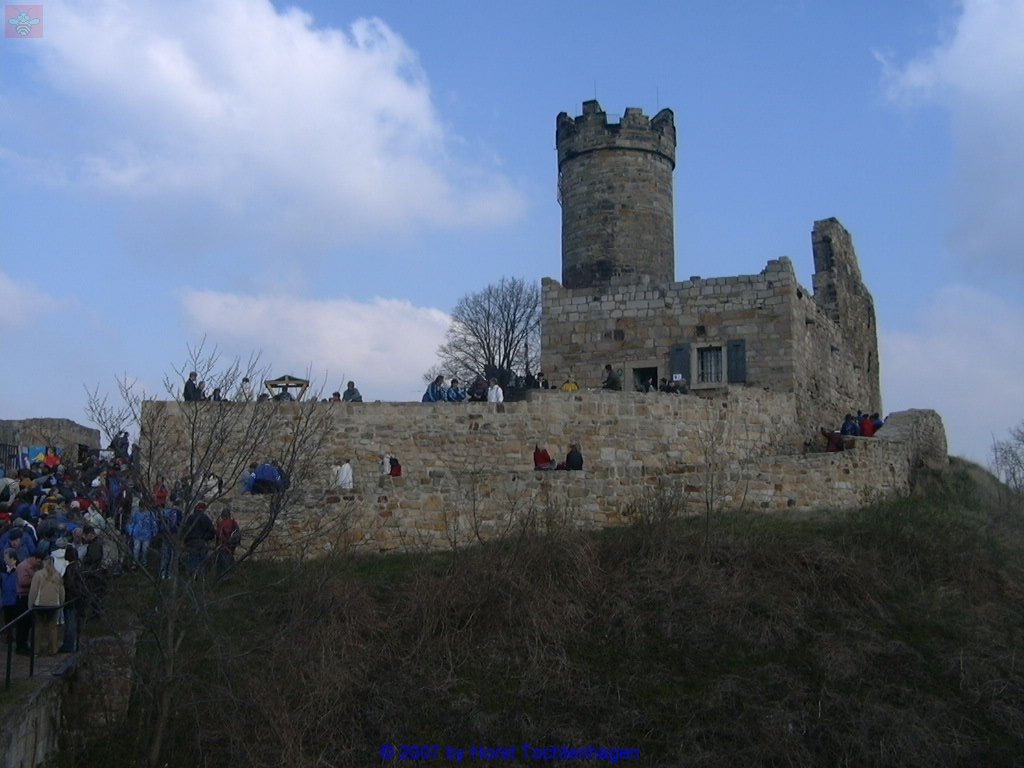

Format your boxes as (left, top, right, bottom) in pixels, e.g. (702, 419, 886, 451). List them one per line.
(859, 412, 876, 437)
(533, 444, 556, 470)
(215, 508, 240, 574)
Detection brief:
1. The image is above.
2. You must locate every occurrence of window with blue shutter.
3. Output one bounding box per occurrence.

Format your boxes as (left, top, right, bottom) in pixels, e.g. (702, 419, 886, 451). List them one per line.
(727, 339, 747, 384)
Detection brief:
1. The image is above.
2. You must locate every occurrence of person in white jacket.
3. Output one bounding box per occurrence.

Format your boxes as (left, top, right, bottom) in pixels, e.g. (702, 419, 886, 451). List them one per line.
(487, 378, 504, 403)
(330, 460, 354, 490)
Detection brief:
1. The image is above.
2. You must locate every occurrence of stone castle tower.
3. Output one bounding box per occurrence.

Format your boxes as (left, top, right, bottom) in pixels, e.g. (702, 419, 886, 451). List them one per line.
(556, 100, 676, 289)
(543, 100, 882, 443)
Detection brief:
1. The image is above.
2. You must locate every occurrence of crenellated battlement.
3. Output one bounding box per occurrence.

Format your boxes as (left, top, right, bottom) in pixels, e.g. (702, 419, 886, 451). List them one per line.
(556, 100, 676, 169)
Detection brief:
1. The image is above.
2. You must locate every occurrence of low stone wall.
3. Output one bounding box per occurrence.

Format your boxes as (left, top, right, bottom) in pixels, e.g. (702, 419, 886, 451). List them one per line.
(142, 394, 945, 555)
(1, 675, 63, 768)
(224, 406, 947, 556)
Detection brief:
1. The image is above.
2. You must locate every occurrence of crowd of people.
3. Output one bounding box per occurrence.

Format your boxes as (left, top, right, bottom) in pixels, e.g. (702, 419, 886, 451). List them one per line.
(421, 374, 506, 403)
(533, 444, 584, 471)
(820, 410, 885, 452)
(1, 451, 245, 660)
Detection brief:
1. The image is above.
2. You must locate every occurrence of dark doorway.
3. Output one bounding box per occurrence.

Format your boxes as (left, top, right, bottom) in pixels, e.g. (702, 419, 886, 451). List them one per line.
(632, 366, 658, 392)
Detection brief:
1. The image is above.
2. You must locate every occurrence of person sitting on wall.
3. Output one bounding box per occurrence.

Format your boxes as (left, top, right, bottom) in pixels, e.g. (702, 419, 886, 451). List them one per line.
(859, 411, 876, 437)
(468, 375, 488, 402)
(342, 381, 363, 402)
(422, 375, 446, 403)
(250, 462, 283, 494)
(557, 443, 584, 471)
(840, 414, 860, 437)
(820, 427, 844, 453)
(446, 378, 467, 402)
(602, 364, 622, 391)
(533, 444, 556, 471)
(871, 413, 884, 432)
(331, 459, 354, 490)
(560, 376, 579, 392)
(388, 457, 402, 477)
(330, 391, 342, 402)
(487, 378, 504, 403)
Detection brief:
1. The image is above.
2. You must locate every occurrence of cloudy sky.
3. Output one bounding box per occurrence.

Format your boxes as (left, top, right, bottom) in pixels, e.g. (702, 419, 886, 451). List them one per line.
(1, 0, 1022, 464)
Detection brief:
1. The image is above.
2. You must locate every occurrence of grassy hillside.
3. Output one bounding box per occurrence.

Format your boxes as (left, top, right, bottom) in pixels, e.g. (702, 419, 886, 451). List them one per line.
(87, 459, 1024, 767)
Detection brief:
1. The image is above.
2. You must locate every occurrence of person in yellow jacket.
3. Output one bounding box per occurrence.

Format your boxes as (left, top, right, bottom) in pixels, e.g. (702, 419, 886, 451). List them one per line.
(560, 375, 579, 392)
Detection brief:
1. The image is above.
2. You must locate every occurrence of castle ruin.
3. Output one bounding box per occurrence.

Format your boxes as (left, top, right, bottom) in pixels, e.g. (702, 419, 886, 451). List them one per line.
(141, 100, 945, 556)
(542, 100, 881, 446)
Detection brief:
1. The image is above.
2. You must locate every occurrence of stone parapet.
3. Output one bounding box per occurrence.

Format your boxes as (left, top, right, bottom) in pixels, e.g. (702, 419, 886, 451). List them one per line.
(146, 400, 946, 557)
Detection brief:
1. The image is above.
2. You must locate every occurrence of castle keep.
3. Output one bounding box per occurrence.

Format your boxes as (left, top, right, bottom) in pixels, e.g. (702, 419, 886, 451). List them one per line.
(542, 101, 881, 444)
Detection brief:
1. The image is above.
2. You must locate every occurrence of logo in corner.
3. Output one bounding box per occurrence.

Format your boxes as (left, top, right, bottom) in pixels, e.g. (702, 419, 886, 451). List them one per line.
(5, 5, 43, 38)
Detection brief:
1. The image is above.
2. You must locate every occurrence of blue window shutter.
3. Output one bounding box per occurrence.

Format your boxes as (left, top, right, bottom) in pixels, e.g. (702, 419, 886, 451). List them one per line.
(727, 339, 747, 383)
(670, 343, 691, 383)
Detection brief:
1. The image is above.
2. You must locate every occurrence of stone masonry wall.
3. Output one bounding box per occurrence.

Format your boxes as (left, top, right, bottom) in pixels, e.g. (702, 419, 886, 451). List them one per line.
(141, 396, 946, 557)
(541, 256, 878, 444)
(0, 418, 101, 471)
(557, 101, 676, 289)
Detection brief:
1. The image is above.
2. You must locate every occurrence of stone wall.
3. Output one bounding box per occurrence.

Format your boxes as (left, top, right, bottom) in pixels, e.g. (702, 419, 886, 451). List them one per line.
(540, 249, 878, 443)
(0, 418, 101, 472)
(140, 396, 947, 557)
(1, 677, 63, 768)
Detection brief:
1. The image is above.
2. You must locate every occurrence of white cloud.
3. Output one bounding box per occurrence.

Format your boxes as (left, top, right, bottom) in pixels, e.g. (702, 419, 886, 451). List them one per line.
(180, 289, 450, 400)
(0, 271, 64, 321)
(13, 0, 523, 247)
(882, 0, 1024, 279)
(881, 284, 1024, 465)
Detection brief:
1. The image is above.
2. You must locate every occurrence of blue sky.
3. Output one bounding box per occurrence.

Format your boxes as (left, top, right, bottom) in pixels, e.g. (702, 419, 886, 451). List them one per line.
(1, 0, 1022, 464)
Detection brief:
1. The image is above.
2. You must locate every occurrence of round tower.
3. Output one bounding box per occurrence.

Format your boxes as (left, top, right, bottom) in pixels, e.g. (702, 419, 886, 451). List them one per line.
(556, 100, 676, 289)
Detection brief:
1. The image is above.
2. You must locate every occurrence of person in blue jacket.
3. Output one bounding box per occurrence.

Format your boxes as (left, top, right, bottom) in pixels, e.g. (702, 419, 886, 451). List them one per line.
(422, 375, 446, 403)
(445, 378, 467, 402)
(2, 548, 20, 637)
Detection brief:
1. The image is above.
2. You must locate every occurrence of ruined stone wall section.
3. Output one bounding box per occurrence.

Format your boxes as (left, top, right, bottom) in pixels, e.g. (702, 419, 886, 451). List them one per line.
(557, 100, 676, 289)
(874, 409, 948, 469)
(810, 218, 881, 413)
(140, 401, 946, 557)
(220, 407, 947, 556)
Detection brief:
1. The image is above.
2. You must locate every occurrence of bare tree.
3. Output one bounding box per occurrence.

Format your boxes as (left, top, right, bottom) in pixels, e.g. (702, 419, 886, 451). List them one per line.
(687, 407, 750, 547)
(85, 341, 335, 768)
(992, 420, 1024, 495)
(434, 277, 541, 388)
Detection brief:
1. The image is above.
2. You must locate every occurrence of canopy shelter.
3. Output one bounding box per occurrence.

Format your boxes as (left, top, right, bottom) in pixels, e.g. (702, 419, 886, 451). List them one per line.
(263, 374, 310, 402)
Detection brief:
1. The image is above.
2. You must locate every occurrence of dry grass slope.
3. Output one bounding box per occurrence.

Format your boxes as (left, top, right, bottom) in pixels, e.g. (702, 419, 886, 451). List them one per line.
(80, 458, 1024, 767)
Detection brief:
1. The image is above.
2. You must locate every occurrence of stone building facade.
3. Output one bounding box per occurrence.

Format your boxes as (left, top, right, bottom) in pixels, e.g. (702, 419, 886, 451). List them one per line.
(0, 418, 100, 474)
(542, 101, 881, 442)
